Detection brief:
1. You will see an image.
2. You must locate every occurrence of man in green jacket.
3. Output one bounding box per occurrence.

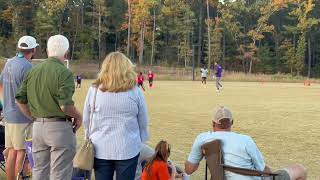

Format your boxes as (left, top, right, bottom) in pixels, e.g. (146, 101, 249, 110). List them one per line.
(16, 35, 82, 180)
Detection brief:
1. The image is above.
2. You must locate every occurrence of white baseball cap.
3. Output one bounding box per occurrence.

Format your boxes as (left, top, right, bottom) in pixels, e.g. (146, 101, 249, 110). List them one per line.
(17, 36, 39, 49)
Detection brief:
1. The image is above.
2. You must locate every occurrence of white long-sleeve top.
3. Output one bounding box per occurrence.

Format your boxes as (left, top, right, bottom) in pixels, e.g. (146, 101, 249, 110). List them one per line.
(83, 86, 149, 160)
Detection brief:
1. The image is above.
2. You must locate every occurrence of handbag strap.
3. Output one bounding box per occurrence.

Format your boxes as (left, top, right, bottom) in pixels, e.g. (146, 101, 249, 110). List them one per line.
(87, 86, 98, 139)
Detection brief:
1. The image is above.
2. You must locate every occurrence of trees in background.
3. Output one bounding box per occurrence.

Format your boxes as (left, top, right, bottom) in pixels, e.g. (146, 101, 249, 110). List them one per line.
(0, 0, 320, 76)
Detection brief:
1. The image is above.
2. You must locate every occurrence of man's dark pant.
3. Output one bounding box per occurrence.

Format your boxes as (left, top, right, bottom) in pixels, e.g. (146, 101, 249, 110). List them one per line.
(94, 153, 139, 180)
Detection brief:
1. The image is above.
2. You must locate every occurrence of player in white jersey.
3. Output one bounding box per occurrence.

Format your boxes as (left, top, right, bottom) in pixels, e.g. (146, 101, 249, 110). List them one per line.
(200, 66, 209, 84)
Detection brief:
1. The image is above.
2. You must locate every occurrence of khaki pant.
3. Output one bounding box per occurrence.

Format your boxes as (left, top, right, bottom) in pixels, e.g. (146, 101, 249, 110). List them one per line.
(32, 120, 76, 180)
(5, 121, 32, 150)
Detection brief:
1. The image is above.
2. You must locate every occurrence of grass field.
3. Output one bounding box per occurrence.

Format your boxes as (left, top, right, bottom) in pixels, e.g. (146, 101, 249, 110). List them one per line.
(75, 80, 319, 179)
(2, 80, 320, 179)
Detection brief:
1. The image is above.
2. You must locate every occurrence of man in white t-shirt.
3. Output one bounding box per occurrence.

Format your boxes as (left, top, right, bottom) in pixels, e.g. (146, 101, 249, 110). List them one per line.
(200, 66, 209, 85)
(184, 106, 307, 180)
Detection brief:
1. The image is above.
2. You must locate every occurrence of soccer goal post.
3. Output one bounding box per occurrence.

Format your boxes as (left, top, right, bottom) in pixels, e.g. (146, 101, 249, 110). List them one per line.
(32, 59, 70, 69)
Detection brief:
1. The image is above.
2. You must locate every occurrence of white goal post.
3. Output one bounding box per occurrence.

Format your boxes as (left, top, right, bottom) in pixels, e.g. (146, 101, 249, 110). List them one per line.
(32, 59, 70, 69)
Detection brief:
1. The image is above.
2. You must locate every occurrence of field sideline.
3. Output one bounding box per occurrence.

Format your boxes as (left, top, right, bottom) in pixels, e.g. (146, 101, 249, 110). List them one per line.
(1, 80, 319, 179)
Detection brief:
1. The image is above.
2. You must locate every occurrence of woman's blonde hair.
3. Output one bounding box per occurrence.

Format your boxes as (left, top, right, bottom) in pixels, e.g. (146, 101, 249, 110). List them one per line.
(93, 52, 136, 92)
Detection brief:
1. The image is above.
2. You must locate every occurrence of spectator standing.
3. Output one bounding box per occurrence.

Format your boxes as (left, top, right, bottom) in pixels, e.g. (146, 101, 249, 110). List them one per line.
(83, 52, 149, 180)
(15, 35, 82, 180)
(0, 36, 38, 180)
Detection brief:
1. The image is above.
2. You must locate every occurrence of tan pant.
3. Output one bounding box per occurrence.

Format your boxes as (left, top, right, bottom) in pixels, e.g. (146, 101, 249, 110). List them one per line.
(5, 121, 32, 150)
(32, 120, 76, 180)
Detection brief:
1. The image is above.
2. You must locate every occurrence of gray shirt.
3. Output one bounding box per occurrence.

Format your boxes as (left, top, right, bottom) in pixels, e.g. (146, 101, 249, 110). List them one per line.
(0, 56, 32, 123)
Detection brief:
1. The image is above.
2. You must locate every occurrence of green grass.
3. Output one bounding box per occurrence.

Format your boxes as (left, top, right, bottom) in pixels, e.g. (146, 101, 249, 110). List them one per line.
(2, 80, 320, 179)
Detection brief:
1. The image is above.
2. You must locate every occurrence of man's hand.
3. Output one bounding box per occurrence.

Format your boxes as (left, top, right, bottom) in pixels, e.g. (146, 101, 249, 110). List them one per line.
(184, 161, 199, 175)
(16, 102, 34, 121)
(61, 105, 82, 132)
(72, 115, 83, 132)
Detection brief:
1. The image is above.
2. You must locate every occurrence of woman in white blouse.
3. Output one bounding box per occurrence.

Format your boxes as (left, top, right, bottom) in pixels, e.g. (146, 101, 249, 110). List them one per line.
(83, 52, 149, 180)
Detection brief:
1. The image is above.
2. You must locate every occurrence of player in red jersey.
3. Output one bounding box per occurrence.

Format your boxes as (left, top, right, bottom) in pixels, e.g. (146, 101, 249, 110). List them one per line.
(137, 72, 145, 91)
(147, 70, 154, 88)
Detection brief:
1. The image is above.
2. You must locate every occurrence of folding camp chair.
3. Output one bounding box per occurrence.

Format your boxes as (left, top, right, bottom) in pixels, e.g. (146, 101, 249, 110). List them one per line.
(0, 123, 5, 173)
(0, 145, 5, 173)
(201, 140, 279, 180)
(17, 139, 90, 180)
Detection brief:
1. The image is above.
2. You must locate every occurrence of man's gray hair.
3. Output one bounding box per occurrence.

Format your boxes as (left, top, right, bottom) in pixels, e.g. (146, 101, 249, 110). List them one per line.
(47, 35, 69, 57)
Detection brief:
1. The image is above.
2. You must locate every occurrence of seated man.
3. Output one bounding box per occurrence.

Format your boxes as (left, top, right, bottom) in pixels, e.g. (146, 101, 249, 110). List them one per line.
(184, 106, 307, 180)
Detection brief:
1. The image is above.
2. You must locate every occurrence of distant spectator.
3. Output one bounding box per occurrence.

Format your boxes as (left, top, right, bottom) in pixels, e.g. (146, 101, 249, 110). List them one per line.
(76, 74, 82, 88)
(141, 141, 179, 180)
(0, 36, 38, 180)
(137, 72, 145, 91)
(147, 70, 154, 88)
(83, 52, 149, 180)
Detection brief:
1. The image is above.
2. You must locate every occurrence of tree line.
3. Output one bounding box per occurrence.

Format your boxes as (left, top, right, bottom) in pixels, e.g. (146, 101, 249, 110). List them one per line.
(0, 0, 319, 77)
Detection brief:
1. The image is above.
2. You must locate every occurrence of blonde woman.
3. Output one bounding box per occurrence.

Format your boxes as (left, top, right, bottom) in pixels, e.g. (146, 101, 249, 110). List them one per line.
(83, 52, 149, 180)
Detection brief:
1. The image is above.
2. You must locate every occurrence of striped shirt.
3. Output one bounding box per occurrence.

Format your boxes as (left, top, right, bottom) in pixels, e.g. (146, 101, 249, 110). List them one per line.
(83, 86, 149, 160)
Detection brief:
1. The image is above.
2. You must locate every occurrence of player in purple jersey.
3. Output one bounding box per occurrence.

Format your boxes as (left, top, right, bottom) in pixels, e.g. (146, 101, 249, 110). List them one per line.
(214, 62, 223, 92)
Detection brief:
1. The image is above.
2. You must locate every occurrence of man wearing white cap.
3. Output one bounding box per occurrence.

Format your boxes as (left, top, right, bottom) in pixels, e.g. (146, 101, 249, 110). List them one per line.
(16, 35, 82, 180)
(185, 106, 307, 180)
(0, 35, 38, 180)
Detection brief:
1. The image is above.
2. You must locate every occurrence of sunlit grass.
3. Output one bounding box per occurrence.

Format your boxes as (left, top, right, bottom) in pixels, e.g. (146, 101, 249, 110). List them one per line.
(76, 80, 320, 179)
(2, 80, 319, 179)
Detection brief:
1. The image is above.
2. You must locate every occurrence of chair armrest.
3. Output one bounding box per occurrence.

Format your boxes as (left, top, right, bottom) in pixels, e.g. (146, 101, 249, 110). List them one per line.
(223, 164, 279, 177)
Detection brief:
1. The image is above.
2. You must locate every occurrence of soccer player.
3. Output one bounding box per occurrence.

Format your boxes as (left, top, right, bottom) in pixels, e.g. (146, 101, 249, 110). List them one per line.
(147, 70, 154, 88)
(137, 72, 145, 91)
(75, 74, 82, 88)
(200, 66, 209, 85)
(214, 62, 223, 92)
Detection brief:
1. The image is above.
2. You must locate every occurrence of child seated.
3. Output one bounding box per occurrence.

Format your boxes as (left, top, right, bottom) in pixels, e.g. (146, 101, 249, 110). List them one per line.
(141, 141, 184, 180)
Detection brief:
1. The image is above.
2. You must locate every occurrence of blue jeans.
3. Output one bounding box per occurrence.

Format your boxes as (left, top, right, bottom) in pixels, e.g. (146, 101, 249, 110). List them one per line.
(94, 153, 140, 180)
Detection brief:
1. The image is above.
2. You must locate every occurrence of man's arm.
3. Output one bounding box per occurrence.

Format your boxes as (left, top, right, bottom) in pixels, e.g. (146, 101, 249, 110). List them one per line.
(16, 102, 34, 121)
(184, 161, 199, 175)
(184, 134, 203, 175)
(58, 70, 82, 131)
(16, 72, 32, 119)
(245, 137, 266, 171)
